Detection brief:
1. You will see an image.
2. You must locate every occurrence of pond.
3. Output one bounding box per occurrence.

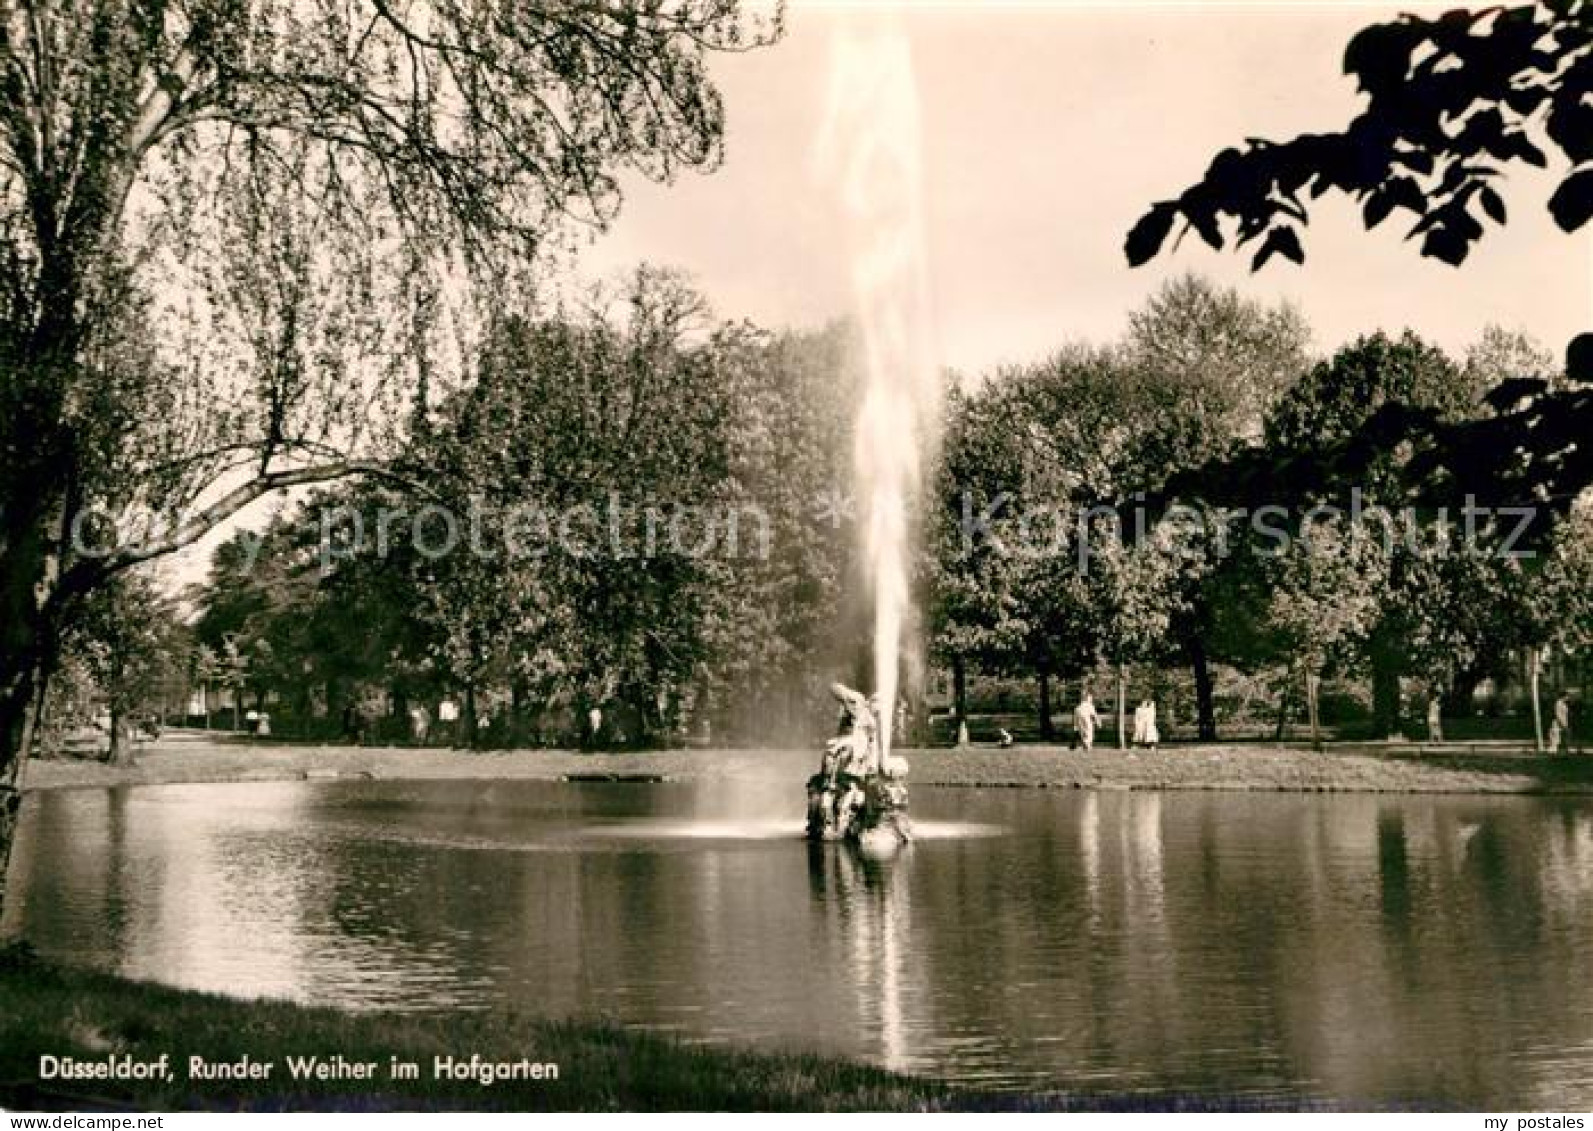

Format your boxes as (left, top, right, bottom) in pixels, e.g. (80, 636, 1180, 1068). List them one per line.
(6, 764, 1593, 1108)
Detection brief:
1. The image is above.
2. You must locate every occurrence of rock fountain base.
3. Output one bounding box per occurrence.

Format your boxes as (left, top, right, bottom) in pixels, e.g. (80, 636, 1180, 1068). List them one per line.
(805, 684, 912, 853)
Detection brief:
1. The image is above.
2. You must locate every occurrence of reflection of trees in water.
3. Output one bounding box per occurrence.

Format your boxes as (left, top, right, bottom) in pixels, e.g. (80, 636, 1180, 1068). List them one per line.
(1540, 805, 1593, 928)
(1, 789, 133, 964)
(1270, 798, 1593, 1108)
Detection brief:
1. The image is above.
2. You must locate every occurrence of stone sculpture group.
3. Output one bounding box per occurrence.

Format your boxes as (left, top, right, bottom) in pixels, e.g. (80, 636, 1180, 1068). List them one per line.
(805, 682, 912, 853)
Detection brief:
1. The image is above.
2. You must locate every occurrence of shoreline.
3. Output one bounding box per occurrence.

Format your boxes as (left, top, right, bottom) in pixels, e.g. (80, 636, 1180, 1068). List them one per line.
(0, 955, 1342, 1112)
(17, 731, 1593, 797)
(0, 955, 962, 1112)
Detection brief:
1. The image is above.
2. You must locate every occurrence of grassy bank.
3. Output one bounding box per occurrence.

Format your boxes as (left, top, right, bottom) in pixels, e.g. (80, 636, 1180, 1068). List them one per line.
(19, 731, 1593, 796)
(0, 952, 958, 1112)
(0, 954, 1346, 1112)
(914, 741, 1593, 794)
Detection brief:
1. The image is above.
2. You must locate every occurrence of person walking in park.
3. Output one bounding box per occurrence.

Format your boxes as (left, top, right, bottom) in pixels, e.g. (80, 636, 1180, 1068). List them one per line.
(1132, 698, 1159, 750)
(1073, 692, 1101, 751)
(1426, 692, 1444, 744)
(437, 698, 460, 745)
(1549, 693, 1573, 755)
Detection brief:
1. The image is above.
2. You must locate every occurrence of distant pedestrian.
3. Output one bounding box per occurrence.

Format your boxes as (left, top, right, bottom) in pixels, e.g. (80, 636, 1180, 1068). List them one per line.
(1549, 693, 1572, 755)
(587, 705, 603, 746)
(256, 711, 271, 739)
(1132, 698, 1159, 750)
(409, 704, 431, 745)
(437, 698, 460, 744)
(997, 727, 1014, 749)
(1426, 693, 1444, 744)
(1073, 693, 1100, 752)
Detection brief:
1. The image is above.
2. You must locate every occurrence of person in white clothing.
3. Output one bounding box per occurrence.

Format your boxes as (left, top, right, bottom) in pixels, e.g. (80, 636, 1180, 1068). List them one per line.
(1073, 693, 1101, 751)
(1132, 698, 1159, 750)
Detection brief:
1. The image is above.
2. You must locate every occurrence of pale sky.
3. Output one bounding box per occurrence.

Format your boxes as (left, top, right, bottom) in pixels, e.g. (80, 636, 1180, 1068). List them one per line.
(574, 1, 1591, 374)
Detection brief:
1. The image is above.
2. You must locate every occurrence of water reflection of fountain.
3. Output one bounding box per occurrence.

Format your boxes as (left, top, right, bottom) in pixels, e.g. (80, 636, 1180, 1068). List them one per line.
(805, 844, 914, 1073)
(1079, 792, 1102, 929)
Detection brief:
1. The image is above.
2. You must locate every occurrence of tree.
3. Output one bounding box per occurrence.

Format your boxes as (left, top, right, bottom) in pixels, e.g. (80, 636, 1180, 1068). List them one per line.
(192, 644, 220, 729)
(1464, 324, 1561, 395)
(1122, 276, 1312, 738)
(404, 268, 748, 746)
(1125, 1, 1593, 558)
(1505, 508, 1593, 749)
(926, 383, 1032, 731)
(1267, 331, 1475, 454)
(1124, 273, 1312, 457)
(1085, 517, 1181, 748)
(1263, 519, 1387, 750)
(1125, 3, 1593, 751)
(705, 321, 858, 741)
(0, 1, 779, 898)
(1268, 331, 1478, 736)
(61, 572, 185, 763)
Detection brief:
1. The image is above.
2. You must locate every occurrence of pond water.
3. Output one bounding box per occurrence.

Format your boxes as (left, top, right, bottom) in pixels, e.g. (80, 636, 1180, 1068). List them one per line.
(6, 765, 1593, 1107)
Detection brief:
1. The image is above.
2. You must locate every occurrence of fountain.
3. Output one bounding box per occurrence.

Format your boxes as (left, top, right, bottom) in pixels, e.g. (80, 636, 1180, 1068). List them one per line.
(805, 682, 911, 854)
(808, 17, 938, 857)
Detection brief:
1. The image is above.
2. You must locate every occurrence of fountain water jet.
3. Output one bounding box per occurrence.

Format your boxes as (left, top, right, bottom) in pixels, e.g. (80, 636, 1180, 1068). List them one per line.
(807, 17, 940, 852)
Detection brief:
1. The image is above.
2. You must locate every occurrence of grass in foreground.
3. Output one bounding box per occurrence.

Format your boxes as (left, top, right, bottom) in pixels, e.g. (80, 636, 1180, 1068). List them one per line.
(0, 948, 1338, 1112)
(0, 947, 956, 1112)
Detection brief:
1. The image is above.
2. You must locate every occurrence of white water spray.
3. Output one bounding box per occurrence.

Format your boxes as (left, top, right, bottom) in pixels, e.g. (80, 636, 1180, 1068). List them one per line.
(818, 19, 940, 761)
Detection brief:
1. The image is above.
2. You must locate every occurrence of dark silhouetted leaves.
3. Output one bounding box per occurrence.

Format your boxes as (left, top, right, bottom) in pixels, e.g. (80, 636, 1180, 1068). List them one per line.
(1480, 185, 1508, 224)
(1569, 333, 1593, 383)
(1128, 2, 1592, 271)
(1548, 167, 1593, 232)
(1484, 376, 1549, 412)
(1251, 226, 1304, 270)
(1124, 202, 1179, 267)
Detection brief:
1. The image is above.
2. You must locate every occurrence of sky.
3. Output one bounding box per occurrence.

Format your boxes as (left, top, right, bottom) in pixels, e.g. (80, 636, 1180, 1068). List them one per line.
(572, 1, 1591, 376)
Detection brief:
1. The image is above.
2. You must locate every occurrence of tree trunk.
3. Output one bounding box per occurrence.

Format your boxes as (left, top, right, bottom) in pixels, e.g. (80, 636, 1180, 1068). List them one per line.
(1372, 648, 1402, 739)
(1529, 647, 1545, 753)
(952, 655, 968, 734)
(1116, 663, 1127, 751)
(1190, 639, 1218, 742)
(1037, 667, 1054, 741)
(0, 780, 20, 914)
(463, 684, 478, 750)
(106, 707, 135, 767)
(1275, 668, 1293, 743)
(511, 680, 526, 727)
(1305, 668, 1323, 752)
(1443, 669, 1479, 719)
(0, 655, 46, 918)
